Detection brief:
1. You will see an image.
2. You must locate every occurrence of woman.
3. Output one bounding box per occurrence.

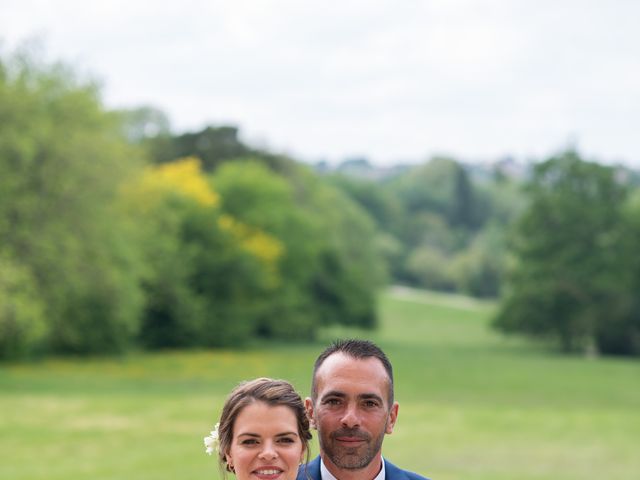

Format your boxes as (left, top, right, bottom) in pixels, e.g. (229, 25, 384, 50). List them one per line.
(205, 378, 312, 480)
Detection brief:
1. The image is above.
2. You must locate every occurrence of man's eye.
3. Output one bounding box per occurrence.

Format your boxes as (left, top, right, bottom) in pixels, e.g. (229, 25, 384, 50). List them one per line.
(325, 398, 341, 405)
(363, 400, 379, 408)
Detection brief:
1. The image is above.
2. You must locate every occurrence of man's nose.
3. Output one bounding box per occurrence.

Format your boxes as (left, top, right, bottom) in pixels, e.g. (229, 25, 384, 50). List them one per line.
(340, 404, 360, 428)
(258, 440, 278, 460)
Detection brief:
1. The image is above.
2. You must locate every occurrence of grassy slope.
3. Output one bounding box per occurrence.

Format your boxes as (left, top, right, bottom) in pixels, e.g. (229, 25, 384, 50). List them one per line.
(1, 288, 638, 480)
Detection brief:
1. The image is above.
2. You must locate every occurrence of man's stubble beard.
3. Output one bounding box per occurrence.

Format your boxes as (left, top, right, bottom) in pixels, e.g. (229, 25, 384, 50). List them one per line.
(319, 427, 386, 470)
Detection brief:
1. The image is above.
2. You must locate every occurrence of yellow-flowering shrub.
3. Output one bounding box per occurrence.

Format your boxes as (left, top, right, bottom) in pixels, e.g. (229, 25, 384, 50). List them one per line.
(134, 156, 219, 209)
(218, 214, 283, 281)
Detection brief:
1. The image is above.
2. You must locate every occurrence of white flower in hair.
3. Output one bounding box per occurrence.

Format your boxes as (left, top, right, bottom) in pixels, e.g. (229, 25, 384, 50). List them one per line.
(204, 422, 220, 455)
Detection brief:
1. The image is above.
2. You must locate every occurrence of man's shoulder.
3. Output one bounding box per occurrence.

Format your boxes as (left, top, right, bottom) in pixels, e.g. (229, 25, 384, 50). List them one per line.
(384, 458, 431, 480)
(297, 457, 430, 480)
(297, 456, 321, 480)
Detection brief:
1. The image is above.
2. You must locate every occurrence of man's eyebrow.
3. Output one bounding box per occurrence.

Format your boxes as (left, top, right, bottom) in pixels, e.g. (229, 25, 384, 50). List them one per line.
(320, 391, 385, 404)
(320, 390, 347, 400)
(359, 393, 384, 403)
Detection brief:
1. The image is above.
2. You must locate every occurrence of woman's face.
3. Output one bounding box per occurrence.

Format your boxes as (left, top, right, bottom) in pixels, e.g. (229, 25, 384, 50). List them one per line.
(226, 401, 305, 480)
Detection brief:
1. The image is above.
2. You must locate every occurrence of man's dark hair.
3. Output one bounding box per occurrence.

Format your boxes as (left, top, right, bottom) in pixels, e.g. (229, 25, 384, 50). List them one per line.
(311, 339, 394, 405)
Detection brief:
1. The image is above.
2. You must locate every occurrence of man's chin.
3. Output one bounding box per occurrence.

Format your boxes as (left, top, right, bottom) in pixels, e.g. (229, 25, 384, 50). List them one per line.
(330, 452, 374, 470)
(338, 462, 370, 471)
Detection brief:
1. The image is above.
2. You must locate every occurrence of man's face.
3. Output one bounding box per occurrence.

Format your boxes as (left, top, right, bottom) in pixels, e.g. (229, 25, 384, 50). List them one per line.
(305, 353, 398, 472)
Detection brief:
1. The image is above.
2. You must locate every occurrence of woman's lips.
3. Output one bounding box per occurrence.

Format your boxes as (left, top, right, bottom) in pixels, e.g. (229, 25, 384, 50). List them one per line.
(252, 467, 284, 479)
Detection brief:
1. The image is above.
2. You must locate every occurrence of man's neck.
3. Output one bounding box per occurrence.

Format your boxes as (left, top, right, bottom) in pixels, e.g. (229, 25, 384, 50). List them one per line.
(320, 453, 383, 480)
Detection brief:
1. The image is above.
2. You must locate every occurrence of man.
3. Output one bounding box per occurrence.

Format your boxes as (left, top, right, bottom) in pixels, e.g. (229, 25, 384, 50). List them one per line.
(297, 339, 430, 480)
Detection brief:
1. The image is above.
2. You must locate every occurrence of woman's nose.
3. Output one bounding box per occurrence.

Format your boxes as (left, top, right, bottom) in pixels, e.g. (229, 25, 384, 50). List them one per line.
(258, 441, 278, 460)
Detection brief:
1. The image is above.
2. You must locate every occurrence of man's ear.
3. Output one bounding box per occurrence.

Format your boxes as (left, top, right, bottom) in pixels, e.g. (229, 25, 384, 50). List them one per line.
(305, 397, 317, 429)
(385, 402, 399, 434)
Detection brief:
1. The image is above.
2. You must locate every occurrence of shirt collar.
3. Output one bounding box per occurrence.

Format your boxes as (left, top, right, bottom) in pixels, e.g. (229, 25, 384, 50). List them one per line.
(320, 457, 386, 480)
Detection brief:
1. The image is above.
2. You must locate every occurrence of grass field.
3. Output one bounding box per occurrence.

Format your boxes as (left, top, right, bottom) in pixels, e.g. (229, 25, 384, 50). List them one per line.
(1, 288, 639, 480)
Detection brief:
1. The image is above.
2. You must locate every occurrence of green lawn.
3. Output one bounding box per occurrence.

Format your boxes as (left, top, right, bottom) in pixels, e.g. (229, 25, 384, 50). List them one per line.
(1, 288, 638, 480)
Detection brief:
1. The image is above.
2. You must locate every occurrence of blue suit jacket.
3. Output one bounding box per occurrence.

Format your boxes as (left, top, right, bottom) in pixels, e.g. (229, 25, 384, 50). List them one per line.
(297, 455, 430, 480)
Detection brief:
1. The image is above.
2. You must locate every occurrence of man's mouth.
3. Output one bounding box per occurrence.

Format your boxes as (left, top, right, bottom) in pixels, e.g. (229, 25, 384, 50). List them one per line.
(336, 436, 365, 442)
(332, 429, 369, 444)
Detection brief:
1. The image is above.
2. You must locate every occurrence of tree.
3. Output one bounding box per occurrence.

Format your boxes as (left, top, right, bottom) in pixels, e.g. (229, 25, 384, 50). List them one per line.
(121, 157, 283, 347)
(214, 160, 321, 338)
(305, 176, 386, 329)
(147, 125, 253, 170)
(214, 160, 386, 335)
(493, 150, 630, 354)
(597, 191, 640, 355)
(0, 46, 146, 354)
(0, 254, 47, 359)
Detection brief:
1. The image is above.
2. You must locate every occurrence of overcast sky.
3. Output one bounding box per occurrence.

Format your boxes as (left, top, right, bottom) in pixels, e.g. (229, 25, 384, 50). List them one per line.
(2, 0, 640, 166)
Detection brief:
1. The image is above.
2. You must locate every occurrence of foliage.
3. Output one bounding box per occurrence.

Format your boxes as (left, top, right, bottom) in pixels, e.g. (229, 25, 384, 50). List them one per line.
(213, 160, 320, 338)
(144, 125, 247, 169)
(0, 47, 146, 354)
(493, 150, 636, 355)
(214, 160, 385, 336)
(326, 173, 403, 232)
(404, 245, 458, 291)
(600, 191, 640, 355)
(304, 174, 386, 329)
(0, 254, 47, 359)
(450, 224, 505, 298)
(387, 156, 488, 231)
(121, 157, 282, 348)
(329, 157, 518, 296)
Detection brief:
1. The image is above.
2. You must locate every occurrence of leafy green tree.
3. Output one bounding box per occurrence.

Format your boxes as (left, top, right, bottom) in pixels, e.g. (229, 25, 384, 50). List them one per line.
(0, 254, 47, 359)
(214, 160, 385, 335)
(306, 177, 386, 329)
(121, 158, 281, 347)
(0, 47, 145, 354)
(388, 156, 487, 230)
(596, 191, 640, 355)
(449, 161, 480, 229)
(213, 160, 322, 338)
(147, 125, 254, 171)
(494, 151, 630, 354)
(326, 174, 403, 231)
(450, 224, 505, 298)
(404, 245, 457, 291)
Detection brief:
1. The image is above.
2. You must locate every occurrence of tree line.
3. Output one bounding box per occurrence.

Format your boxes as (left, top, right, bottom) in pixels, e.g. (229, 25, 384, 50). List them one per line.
(1, 46, 639, 359)
(326, 153, 640, 357)
(0, 49, 383, 359)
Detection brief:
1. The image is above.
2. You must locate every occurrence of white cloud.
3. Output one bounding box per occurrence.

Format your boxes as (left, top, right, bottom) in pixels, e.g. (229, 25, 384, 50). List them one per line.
(1, 0, 640, 165)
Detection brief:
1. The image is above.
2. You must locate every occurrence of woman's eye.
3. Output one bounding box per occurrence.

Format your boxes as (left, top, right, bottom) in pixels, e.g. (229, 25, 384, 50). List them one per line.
(241, 439, 258, 445)
(278, 437, 295, 444)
